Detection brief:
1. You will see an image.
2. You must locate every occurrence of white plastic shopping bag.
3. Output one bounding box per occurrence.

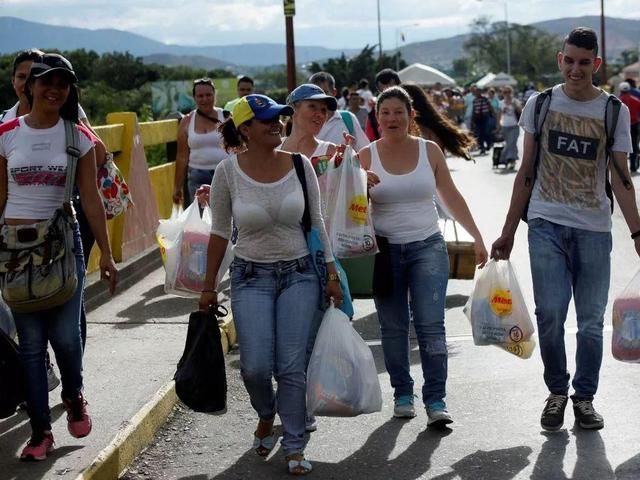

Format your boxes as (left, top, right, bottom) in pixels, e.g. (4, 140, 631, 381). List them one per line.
(306, 305, 382, 416)
(463, 260, 536, 359)
(160, 203, 232, 298)
(324, 146, 378, 258)
(156, 204, 183, 265)
(612, 268, 640, 363)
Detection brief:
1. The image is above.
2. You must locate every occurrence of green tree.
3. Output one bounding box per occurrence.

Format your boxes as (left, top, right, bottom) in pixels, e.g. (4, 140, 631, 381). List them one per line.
(91, 52, 159, 90)
(620, 48, 639, 66)
(451, 57, 476, 81)
(308, 45, 407, 91)
(63, 49, 100, 83)
(464, 18, 560, 82)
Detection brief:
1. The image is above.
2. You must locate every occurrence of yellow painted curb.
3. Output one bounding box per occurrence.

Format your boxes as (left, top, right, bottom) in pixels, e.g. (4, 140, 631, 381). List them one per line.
(75, 381, 177, 480)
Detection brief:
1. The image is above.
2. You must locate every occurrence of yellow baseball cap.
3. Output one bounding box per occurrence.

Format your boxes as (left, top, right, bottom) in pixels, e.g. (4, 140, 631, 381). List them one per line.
(232, 94, 294, 127)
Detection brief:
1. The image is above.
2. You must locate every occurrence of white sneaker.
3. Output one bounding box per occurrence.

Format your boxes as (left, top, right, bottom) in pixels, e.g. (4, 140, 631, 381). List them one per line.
(47, 363, 60, 392)
(305, 414, 317, 432)
(393, 395, 416, 418)
(426, 401, 453, 428)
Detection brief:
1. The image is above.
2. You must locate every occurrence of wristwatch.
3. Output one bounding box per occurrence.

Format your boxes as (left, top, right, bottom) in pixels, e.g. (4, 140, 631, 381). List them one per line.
(327, 272, 341, 282)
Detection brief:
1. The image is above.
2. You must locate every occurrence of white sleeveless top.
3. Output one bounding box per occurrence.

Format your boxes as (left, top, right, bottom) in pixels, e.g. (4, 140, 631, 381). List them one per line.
(187, 108, 227, 170)
(368, 139, 440, 244)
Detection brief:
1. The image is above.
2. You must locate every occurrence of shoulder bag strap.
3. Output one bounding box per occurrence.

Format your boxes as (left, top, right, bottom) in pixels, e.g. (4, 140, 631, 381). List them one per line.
(63, 120, 81, 206)
(292, 153, 311, 233)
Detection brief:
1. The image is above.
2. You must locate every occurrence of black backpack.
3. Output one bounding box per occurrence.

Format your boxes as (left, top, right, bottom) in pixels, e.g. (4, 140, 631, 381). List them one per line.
(0, 329, 25, 418)
(521, 87, 632, 222)
(174, 307, 228, 413)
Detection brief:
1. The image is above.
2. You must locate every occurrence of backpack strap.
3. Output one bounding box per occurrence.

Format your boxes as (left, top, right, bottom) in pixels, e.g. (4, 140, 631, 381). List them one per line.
(63, 120, 81, 207)
(524, 87, 553, 189)
(604, 95, 631, 195)
(292, 153, 311, 233)
(339, 110, 355, 136)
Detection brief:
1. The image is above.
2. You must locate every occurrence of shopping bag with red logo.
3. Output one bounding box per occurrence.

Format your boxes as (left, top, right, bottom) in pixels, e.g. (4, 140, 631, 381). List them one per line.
(463, 260, 536, 359)
(612, 268, 640, 363)
(156, 204, 184, 265)
(324, 146, 378, 258)
(162, 203, 232, 298)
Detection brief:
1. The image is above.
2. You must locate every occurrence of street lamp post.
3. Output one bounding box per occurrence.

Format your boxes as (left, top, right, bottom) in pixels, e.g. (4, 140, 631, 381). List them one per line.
(377, 0, 383, 63)
(284, 0, 296, 92)
(477, 0, 511, 75)
(504, 2, 511, 76)
(600, 0, 607, 85)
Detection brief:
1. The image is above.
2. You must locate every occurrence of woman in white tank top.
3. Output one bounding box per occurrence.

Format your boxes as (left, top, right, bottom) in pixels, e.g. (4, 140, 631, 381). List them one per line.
(173, 78, 228, 205)
(359, 86, 487, 428)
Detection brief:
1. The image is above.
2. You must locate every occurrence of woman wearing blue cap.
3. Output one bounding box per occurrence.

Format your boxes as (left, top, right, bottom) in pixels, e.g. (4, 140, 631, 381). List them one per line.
(281, 83, 339, 173)
(198, 94, 342, 476)
(0, 52, 117, 461)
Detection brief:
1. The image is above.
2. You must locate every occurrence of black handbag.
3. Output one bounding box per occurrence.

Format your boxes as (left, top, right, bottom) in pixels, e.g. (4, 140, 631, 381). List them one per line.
(174, 306, 228, 413)
(0, 328, 25, 418)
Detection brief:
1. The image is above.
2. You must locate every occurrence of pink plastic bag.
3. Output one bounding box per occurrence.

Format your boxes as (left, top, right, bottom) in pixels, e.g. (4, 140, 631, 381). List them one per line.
(612, 269, 640, 363)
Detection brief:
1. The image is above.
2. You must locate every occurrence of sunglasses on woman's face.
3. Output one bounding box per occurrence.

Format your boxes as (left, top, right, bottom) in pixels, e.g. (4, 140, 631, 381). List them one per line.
(193, 78, 214, 88)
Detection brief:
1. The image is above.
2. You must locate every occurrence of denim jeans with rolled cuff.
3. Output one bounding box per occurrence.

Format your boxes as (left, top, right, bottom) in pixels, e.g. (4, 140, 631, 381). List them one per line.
(230, 255, 319, 456)
(13, 223, 86, 433)
(528, 217, 611, 401)
(374, 232, 450, 406)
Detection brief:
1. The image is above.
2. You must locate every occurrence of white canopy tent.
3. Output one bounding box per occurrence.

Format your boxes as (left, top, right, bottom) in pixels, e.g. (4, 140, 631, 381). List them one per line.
(476, 72, 518, 89)
(398, 63, 456, 87)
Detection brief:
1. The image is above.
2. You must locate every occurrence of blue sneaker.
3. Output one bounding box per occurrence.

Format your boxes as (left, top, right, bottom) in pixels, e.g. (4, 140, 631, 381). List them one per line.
(393, 395, 416, 418)
(426, 401, 453, 428)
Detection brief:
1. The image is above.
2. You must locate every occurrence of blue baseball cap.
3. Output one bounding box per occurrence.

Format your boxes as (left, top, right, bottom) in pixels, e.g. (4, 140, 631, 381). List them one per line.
(232, 94, 294, 127)
(286, 84, 338, 111)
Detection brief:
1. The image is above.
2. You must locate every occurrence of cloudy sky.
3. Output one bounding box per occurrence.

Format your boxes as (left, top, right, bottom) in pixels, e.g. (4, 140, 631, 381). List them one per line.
(3, 0, 639, 49)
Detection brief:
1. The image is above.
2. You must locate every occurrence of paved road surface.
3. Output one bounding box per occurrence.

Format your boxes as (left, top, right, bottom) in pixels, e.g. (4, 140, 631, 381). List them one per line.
(121, 149, 640, 480)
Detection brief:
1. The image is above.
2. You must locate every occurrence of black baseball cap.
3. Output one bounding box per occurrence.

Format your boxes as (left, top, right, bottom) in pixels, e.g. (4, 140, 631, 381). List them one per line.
(29, 53, 78, 83)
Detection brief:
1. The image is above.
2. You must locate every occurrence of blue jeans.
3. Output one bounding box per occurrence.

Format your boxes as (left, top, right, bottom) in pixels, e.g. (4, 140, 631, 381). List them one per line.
(374, 233, 449, 405)
(230, 255, 320, 456)
(13, 223, 86, 433)
(187, 167, 215, 201)
(528, 218, 611, 400)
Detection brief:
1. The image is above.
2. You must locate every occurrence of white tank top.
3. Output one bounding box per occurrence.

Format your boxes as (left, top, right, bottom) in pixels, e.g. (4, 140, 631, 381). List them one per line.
(368, 139, 440, 244)
(187, 109, 227, 170)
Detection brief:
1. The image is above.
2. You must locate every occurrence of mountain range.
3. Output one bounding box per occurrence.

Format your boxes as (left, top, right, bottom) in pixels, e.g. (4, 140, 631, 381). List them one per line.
(398, 16, 640, 69)
(1, 15, 638, 71)
(0, 17, 357, 69)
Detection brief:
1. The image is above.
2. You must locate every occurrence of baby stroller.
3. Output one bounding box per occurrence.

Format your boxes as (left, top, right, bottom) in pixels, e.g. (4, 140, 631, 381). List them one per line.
(491, 130, 507, 168)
